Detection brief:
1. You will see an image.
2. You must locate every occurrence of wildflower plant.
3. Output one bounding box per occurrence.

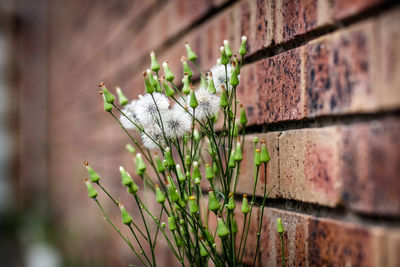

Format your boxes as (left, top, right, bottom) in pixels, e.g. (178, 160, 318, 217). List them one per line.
(84, 36, 280, 266)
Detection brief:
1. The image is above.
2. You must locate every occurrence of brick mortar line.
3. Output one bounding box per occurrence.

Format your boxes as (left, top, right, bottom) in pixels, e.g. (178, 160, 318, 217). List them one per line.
(242, 109, 400, 135)
(241, 196, 400, 227)
(243, 0, 400, 65)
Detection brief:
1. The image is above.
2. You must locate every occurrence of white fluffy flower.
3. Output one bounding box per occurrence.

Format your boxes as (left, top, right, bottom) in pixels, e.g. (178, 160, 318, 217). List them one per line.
(141, 123, 166, 150)
(188, 87, 220, 120)
(119, 100, 140, 129)
(135, 93, 170, 125)
(210, 63, 239, 92)
(162, 105, 191, 139)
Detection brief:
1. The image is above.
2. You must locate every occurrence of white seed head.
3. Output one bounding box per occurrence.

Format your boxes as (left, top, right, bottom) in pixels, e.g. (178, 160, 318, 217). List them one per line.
(135, 93, 170, 125)
(120, 100, 140, 130)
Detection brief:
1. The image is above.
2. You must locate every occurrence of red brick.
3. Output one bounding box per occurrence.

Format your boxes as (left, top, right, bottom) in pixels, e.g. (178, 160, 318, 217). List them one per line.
(304, 20, 381, 117)
(308, 218, 376, 266)
(256, 48, 304, 124)
(254, 0, 275, 51)
(275, 0, 332, 43)
(341, 118, 400, 216)
(333, 0, 387, 20)
(279, 127, 342, 206)
(237, 64, 259, 125)
(379, 7, 400, 110)
(259, 208, 310, 267)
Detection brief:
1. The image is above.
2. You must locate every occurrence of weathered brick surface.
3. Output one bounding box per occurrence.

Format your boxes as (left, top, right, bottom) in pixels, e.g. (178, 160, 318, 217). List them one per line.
(256, 48, 304, 124)
(275, 0, 333, 43)
(304, 20, 381, 117)
(333, 0, 388, 20)
(279, 127, 342, 206)
(341, 118, 400, 216)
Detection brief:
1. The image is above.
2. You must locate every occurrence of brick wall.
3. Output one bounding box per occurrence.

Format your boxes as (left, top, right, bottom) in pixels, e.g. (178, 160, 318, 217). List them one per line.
(41, 0, 400, 266)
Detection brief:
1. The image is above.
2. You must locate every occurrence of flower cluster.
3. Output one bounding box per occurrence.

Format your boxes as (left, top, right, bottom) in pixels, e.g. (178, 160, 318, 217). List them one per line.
(84, 36, 284, 267)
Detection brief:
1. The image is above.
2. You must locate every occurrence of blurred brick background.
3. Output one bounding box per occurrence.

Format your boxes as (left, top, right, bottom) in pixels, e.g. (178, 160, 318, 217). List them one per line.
(2, 0, 400, 266)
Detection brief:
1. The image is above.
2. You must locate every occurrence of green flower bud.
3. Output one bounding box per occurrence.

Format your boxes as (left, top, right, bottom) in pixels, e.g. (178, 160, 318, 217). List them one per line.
(116, 87, 129, 106)
(119, 166, 133, 186)
(164, 147, 174, 168)
(241, 194, 250, 214)
(162, 80, 175, 97)
(185, 42, 197, 62)
(253, 137, 259, 144)
(200, 75, 207, 89)
(277, 218, 284, 234)
(150, 50, 160, 72)
(217, 217, 230, 238)
(161, 222, 166, 229)
(230, 66, 239, 87)
(148, 73, 162, 93)
(220, 47, 229, 66)
(176, 164, 186, 183)
(155, 155, 165, 173)
(143, 71, 154, 94)
(254, 149, 261, 166)
(228, 150, 236, 168)
(155, 184, 165, 204)
(167, 183, 180, 203)
(188, 196, 199, 214)
(84, 178, 98, 198)
(219, 86, 228, 108)
(208, 189, 220, 213)
(162, 62, 174, 82)
(239, 36, 247, 56)
(232, 122, 239, 138)
(207, 72, 216, 94)
(181, 56, 193, 79)
(84, 161, 100, 183)
(168, 216, 176, 231)
(128, 182, 139, 194)
(125, 144, 136, 154)
(205, 163, 214, 181)
(240, 107, 248, 126)
(98, 82, 115, 104)
(119, 202, 133, 225)
(232, 217, 238, 235)
(189, 89, 198, 108)
(200, 239, 208, 257)
(227, 193, 236, 210)
(232, 55, 240, 74)
(260, 142, 271, 163)
(102, 93, 113, 112)
(193, 129, 200, 141)
(184, 154, 191, 169)
(135, 153, 147, 176)
(179, 219, 184, 225)
(182, 74, 190, 95)
(223, 40, 233, 58)
(192, 161, 201, 181)
(234, 141, 243, 162)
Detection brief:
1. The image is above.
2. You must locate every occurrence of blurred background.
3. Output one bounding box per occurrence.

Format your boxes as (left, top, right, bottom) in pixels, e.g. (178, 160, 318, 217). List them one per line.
(0, 0, 218, 266)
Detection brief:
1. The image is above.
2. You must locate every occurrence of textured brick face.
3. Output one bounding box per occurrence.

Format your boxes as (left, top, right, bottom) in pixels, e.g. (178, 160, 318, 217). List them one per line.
(257, 48, 303, 123)
(308, 218, 374, 266)
(341, 118, 400, 216)
(279, 127, 342, 206)
(304, 22, 379, 117)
